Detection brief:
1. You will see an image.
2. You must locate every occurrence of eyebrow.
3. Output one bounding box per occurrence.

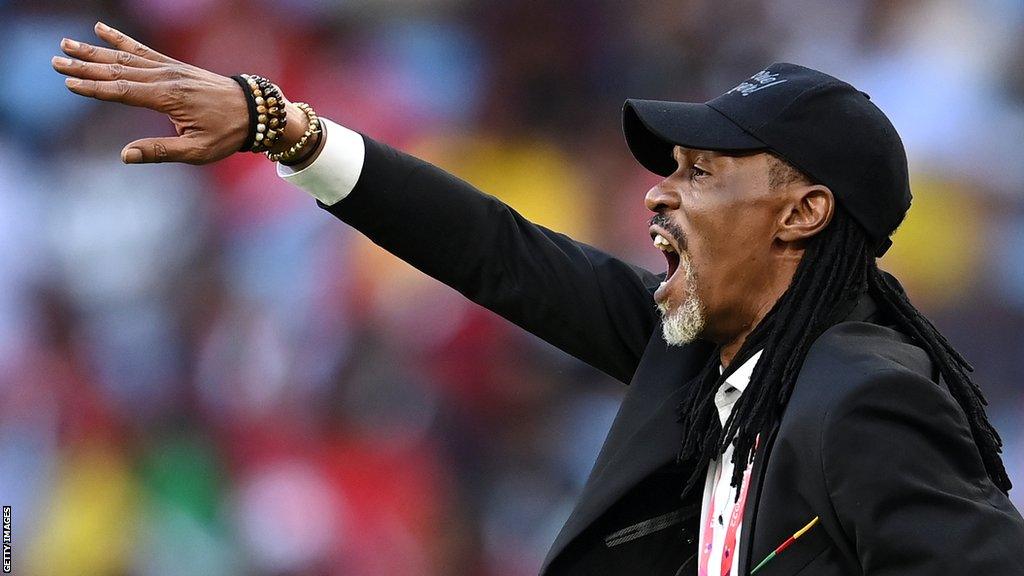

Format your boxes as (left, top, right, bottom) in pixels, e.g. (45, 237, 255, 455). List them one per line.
(673, 146, 713, 165)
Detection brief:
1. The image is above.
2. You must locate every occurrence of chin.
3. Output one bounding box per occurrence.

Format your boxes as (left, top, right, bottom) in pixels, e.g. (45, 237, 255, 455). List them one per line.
(654, 249, 707, 346)
(658, 295, 706, 346)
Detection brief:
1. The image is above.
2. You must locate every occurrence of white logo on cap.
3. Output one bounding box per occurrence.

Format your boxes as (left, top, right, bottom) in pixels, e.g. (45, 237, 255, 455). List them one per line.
(727, 70, 787, 96)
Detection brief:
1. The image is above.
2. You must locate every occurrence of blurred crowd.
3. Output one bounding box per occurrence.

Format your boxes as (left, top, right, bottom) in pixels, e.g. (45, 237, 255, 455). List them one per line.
(2, 0, 1024, 574)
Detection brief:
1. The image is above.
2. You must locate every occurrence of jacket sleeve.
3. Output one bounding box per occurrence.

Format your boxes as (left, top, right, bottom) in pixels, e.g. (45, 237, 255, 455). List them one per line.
(821, 368, 1024, 575)
(318, 135, 662, 383)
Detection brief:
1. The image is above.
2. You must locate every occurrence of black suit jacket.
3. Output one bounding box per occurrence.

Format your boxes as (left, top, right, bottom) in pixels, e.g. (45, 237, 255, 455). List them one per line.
(318, 136, 1024, 575)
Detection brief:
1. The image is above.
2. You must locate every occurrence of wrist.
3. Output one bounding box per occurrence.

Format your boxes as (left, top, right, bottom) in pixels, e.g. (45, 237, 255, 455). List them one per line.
(269, 102, 310, 155)
(279, 123, 325, 169)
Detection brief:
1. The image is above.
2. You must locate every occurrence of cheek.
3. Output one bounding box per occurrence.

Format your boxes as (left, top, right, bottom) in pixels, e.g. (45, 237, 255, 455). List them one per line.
(715, 218, 776, 294)
(685, 210, 730, 269)
(686, 209, 770, 300)
(679, 228, 715, 300)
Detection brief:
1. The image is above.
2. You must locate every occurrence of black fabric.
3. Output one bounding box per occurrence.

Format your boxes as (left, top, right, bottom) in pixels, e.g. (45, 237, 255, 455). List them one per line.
(319, 135, 1024, 575)
(547, 462, 700, 575)
(623, 63, 911, 255)
(621, 101, 766, 175)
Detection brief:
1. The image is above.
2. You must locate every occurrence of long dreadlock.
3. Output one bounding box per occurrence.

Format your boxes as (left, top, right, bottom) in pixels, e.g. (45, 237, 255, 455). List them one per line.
(674, 155, 1011, 500)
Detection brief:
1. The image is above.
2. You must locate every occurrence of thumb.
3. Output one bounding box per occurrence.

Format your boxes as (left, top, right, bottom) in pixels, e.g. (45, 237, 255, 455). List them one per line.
(121, 137, 197, 164)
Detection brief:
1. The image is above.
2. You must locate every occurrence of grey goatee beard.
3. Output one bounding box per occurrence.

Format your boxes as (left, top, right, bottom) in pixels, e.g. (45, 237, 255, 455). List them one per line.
(657, 251, 706, 345)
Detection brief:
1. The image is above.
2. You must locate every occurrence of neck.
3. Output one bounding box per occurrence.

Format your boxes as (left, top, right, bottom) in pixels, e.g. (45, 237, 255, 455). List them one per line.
(718, 263, 798, 368)
(719, 298, 774, 367)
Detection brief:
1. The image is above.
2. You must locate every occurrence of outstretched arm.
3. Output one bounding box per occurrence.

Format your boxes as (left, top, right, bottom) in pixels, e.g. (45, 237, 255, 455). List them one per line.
(53, 22, 663, 382)
(294, 129, 663, 381)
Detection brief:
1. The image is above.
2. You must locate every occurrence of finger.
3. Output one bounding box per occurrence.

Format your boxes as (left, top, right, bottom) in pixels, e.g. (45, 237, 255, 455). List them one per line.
(52, 56, 164, 83)
(122, 137, 199, 164)
(93, 21, 180, 65)
(60, 38, 163, 68)
(64, 77, 164, 109)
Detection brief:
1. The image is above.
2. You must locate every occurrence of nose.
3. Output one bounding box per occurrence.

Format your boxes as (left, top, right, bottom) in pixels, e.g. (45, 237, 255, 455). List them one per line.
(645, 180, 681, 213)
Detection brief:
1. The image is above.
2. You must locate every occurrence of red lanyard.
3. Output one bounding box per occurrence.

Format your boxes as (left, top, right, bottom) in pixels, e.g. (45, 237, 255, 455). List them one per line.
(699, 438, 757, 576)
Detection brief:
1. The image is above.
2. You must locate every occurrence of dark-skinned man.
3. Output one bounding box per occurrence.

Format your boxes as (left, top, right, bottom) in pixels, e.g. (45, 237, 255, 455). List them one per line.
(53, 21, 1024, 576)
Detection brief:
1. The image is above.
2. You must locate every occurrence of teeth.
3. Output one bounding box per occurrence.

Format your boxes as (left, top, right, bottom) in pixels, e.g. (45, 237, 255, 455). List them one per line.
(653, 233, 675, 252)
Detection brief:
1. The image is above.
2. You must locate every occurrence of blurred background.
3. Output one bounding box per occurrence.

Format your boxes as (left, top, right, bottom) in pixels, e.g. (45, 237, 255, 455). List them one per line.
(2, 0, 1024, 574)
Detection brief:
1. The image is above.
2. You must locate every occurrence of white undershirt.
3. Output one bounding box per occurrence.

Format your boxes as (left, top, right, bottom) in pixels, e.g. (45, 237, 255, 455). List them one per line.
(277, 123, 762, 571)
(699, 350, 761, 576)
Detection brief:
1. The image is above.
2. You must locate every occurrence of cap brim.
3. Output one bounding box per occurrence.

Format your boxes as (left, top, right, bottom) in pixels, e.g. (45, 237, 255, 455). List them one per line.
(623, 99, 767, 176)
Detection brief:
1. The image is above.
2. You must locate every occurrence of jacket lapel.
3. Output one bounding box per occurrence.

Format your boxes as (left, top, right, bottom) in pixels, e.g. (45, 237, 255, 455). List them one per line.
(541, 336, 714, 573)
(736, 422, 781, 576)
(736, 292, 879, 574)
(543, 292, 882, 574)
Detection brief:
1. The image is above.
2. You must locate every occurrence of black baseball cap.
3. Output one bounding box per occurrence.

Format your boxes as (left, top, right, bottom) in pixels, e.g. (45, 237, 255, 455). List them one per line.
(623, 63, 911, 256)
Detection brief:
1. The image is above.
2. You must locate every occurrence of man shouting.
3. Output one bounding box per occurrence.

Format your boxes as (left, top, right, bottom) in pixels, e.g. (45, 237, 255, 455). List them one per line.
(53, 21, 1024, 576)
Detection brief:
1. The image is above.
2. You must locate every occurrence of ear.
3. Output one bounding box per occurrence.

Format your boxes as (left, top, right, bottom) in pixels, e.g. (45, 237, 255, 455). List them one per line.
(776, 184, 834, 243)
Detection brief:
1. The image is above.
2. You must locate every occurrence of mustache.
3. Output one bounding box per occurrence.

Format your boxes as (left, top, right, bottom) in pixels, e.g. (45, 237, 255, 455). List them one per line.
(649, 214, 688, 251)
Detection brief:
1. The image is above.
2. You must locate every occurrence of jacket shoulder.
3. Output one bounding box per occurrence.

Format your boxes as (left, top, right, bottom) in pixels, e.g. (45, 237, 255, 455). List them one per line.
(784, 320, 936, 431)
(802, 320, 933, 391)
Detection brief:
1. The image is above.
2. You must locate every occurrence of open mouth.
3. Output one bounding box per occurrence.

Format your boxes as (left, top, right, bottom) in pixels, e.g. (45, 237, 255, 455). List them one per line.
(650, 227, 682, 280)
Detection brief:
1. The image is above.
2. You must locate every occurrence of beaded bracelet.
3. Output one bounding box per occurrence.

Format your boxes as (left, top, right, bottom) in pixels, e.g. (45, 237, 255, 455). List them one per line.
(267, 102, 322, 164)
(231, 74, 288, 153)
(276, 126, 322, 166)
(251, 75, 286, 152)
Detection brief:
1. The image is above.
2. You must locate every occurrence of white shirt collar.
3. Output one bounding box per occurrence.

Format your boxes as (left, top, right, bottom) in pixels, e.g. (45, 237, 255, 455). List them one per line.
(721, 349, 762, 395)
(714, 350, 763, 426)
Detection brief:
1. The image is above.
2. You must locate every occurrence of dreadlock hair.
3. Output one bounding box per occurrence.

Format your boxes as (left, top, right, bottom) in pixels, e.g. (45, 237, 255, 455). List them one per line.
(675, 153, 1011, 500)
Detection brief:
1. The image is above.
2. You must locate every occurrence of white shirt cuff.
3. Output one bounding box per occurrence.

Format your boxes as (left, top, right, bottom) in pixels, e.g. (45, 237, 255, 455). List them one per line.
(277, 117, 365, 206)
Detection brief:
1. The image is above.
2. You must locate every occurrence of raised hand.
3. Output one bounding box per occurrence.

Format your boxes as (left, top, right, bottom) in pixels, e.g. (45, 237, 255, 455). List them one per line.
(52, 21, 284, 165)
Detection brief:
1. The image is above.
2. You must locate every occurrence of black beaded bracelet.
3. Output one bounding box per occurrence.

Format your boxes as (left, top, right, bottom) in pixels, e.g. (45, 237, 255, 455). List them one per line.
(232, 74, 288, 153)
(249, 75, 286, 152)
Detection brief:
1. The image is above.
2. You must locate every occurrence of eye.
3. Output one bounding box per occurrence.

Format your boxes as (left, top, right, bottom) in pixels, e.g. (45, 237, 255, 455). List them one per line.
(690, 165, 709, 180)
